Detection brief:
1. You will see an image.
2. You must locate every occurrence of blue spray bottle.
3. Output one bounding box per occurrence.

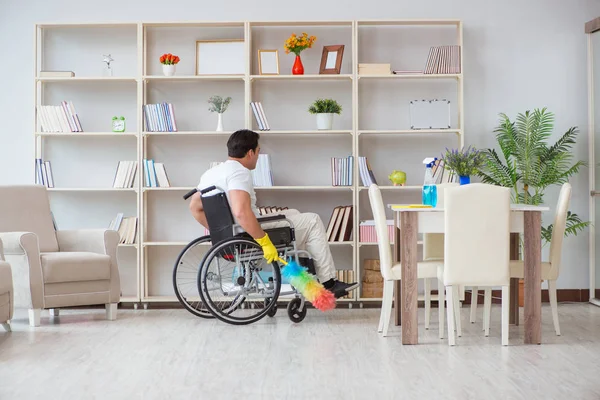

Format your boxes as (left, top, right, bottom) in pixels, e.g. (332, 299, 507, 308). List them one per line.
(422, 157, 437, 207)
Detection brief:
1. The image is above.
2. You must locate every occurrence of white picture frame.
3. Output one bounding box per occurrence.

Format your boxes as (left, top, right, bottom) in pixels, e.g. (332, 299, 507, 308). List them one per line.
(258, 49, 279, 75)
(196, 39, 245, 75)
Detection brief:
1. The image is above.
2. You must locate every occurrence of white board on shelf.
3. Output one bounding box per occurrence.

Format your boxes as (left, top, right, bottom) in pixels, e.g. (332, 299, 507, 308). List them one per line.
(196, 40, 245, 75)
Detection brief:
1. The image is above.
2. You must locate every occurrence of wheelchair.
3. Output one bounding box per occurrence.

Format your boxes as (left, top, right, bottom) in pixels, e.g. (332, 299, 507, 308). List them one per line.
(172, 185, 317, 325)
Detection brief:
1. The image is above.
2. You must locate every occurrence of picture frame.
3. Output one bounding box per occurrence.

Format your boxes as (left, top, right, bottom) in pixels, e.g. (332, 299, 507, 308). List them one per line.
(319, 44, 345, 74)
(195, 39, 245, 75)
(258, 49, 279, 75)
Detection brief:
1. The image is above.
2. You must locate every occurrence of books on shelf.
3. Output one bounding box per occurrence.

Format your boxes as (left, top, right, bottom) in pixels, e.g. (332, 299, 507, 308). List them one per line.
(336, 269, 355, 298)
(358, 63, 391, 75)
(37, 101, 83, 132)
(108, 213, 138, 244)
(39, 71, 75, 78)
(359, 220, 394, 243)
(325, 205, 353, 242)
(143, 103, 178, 132)
(358, 157, 378, 186)
(143, 159, 171, 187)
(252, 154, 274, 187)
(424, 45, 461, 74)
(250, 101, 271, 131)
(35, 158, 54, 188)
(331, 156, 354, 186)
(431, 159, 457, 184)
(258, 206, 288, 216)
(113, 161, 138, 188)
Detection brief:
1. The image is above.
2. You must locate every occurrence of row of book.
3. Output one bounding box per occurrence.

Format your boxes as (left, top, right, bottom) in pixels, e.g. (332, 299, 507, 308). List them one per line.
(37, 101, 84, 132)
(359, 220, 394, 243)
(331, 156, 354, 186)
(258, 206, 288, 216)
(430, 159, 458, 184)
(113, 161, 137, 188)
(358, 156, 378, 186)
(424, 45, 461, 74)
(325, 205, 353, 242)
(35, 158, 55, 188)
(250, 101, 271, 131)
(112, 159, 171, 188)
(108, 213, 138, 244)
(336, 269, 355, 299)
(251, 154, 274, 187)
(143, 103, 178, 132)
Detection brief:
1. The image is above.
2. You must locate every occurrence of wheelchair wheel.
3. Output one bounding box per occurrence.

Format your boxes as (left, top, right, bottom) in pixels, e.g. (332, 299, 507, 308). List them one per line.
(198, 237, 281, 325)
(172, 235, 214, 319)
(287, 297, 307, 323)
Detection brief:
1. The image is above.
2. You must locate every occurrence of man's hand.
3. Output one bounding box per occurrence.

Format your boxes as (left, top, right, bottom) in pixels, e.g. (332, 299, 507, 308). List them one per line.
(255, 233, 282, 264)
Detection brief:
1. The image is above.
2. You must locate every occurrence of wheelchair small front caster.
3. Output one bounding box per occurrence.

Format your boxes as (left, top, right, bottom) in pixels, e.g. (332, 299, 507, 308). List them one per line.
(287, 298, 307, 323)
(266, 299, 277, 318)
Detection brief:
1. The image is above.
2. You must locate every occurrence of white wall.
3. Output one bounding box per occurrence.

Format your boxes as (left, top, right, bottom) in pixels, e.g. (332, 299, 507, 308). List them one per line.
(1, 0, 599, 289)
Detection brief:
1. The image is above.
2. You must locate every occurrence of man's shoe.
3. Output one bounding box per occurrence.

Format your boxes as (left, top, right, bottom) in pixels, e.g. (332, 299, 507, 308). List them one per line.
(328, 280, 359, 298)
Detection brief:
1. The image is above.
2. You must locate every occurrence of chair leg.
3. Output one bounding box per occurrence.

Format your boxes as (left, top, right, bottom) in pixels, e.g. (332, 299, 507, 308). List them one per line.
(548, 280, 561, 336)
(382, 280, 394, 337)
(453, 286, 462, 337)
(484, 288, 492, 336)
(446, 285, 456, 346)
(29, 309, 41, 327)
(106, 304, 118, 321)
(378, 280, 392, 333)
(424, 278, 431, 330)
(49, 308, 59, 317)
(438, 278, 445, 339)
(2, 322, 10, 332)
(470, 287, 478, 323)
(502, 285, 510, 346)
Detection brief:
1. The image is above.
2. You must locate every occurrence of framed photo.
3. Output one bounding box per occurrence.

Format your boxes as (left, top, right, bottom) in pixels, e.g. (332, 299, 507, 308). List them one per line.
(258, 49, 279, 75)
(319, 44, 345, 74)
(195, 39, 245, 75)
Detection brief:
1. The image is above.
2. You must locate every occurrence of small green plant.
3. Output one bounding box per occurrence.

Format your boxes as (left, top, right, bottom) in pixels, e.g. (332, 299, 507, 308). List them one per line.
(208, 95, 231, 113)
(308, 98, 342, 115)
(441, 146, 485, 177)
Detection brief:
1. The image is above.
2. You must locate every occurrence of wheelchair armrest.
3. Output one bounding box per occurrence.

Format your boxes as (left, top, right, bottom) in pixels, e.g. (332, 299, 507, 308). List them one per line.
(257, 214, 287, 224)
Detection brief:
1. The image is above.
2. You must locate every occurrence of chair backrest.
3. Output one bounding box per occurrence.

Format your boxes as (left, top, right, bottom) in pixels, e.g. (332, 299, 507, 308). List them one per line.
(444, 183, 511, 286)
(0, 185, 58, 252)
(201, 190, 236, 244)
(549, 183, 572, 276)
(367, 184, 393, 280)
(423, 183, 459, 260)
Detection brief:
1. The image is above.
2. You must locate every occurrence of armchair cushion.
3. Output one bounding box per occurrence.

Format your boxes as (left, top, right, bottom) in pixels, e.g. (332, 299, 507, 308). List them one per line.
(41, 252, 111, 284)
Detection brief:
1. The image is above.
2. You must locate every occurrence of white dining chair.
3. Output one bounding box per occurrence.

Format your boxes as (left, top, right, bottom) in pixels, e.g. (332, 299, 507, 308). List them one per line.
(440, 183, 511, 346)
(367, 184, 445, 338)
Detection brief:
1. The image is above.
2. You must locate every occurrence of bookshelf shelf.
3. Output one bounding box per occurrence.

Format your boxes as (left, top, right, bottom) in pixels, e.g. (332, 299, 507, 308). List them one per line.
(34, 19, 464, 304)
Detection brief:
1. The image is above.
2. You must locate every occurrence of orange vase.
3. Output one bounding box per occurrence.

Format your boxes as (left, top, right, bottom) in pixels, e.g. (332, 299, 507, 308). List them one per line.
(292, 55, 304, 75)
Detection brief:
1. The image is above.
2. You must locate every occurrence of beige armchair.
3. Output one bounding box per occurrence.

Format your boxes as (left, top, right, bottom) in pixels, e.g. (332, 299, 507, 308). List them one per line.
(0, 185, 121, 326)
(0, 239, 13, 332)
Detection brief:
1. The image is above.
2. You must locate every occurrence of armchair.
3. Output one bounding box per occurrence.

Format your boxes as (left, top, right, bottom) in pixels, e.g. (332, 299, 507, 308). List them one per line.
(0, 238, 13, 331)
(0, 185, 121, 326)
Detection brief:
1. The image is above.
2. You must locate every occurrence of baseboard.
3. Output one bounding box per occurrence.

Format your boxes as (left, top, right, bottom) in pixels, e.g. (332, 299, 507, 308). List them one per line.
(467, 289, 598, 304)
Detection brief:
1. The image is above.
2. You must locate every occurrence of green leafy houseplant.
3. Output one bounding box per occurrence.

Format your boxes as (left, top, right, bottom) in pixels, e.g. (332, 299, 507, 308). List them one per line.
(477, 107, 589, 244)
(208, 95, 231, 113)
(308, 98, 342, 115)
(441, 146, 485, 178)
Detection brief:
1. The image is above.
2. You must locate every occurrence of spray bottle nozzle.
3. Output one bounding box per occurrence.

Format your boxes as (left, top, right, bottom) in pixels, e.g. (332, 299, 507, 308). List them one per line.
(423, 157, 437, 168)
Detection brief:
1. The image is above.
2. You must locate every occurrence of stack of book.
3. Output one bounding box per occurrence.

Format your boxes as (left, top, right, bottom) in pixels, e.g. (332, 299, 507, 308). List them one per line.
(250, 101, 271, 131)
(252, 154, 273, 187)
(143, 159, 171, 187)
(359, 220, 394, 243)
(113, 161, 138, 188)
(336, 269, 356, 299)
(36, 101, 83, 132)
(143, 103, 178, 132)
(325, 205, 353, 242)
(331, 156, 354, 186)
(35, 158, 55, 188)
(431, 159, 457, 184)
(362, 259, 383, 298)
(108, 213, 138, 245)
(358, 156, 377, 186)
(424, 45, 461, 74)
(358, 63, 391, 75)
(258, 206, 288, 216)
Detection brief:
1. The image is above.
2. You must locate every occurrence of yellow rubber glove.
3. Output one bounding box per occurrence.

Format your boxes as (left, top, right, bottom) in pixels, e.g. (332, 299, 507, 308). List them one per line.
(255, 233, 281, 264)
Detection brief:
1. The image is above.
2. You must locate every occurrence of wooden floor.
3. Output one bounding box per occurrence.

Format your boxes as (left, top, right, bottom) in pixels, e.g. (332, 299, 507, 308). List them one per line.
(1, 304, 600, 399)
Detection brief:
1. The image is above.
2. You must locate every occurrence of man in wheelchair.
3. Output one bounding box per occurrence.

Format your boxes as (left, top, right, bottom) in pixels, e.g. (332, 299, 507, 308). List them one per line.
(189, 129, 358, 299)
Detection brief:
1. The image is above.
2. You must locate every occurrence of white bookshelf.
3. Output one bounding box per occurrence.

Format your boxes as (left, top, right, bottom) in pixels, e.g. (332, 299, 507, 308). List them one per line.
(34, 19, 464, 306)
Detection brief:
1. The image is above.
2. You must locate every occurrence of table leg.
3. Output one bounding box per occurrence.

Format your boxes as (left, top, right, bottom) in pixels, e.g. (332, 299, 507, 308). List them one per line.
(400, 212, 418, 345)
(509, 233, 520, 326)
(524, 211, 542, 344)
(394, 212, 401, 326)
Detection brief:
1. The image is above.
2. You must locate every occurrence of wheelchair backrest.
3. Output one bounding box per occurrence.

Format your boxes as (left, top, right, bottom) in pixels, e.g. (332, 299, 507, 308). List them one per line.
(202, 191, 236, 243)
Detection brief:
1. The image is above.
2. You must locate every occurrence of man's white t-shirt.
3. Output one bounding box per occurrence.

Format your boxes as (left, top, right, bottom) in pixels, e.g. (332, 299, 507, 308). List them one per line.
(198, 160, 260, 217)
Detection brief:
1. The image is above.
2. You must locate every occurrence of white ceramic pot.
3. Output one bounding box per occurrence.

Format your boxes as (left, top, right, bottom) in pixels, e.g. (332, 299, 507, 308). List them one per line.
(316, 113, 334, 130)
(162, 64, 176, 76)
(216, 113, 224, 132)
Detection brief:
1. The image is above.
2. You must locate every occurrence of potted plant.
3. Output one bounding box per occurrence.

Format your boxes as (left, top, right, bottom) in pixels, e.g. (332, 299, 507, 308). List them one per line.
(160, 53, 180, 76)
(208, 95, 232, 132)
(284, 32, 317, 75)
(441, 146, 484, 185)
(308, 98, 342, 130)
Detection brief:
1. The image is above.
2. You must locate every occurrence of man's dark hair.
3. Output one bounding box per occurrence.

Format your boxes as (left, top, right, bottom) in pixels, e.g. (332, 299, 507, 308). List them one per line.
(227, 129, 260, 158)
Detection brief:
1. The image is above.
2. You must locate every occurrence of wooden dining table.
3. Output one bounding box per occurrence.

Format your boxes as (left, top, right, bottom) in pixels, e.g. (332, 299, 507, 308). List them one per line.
(388, 203, 549, 345)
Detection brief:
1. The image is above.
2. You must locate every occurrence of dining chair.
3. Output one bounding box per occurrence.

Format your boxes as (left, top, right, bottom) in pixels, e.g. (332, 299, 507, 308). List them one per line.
(440, 183, 511, 346)
(367, 184, 444, 338)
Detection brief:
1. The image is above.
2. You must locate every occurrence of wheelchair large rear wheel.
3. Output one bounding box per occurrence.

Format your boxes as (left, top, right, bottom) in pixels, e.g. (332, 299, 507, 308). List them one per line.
(198, 238, 281, 325)
(172, 235, 214, 319)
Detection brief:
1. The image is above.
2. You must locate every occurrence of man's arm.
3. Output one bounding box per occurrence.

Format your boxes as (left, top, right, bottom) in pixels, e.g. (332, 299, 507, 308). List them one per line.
(229, 190, 265, 239)
(189, 192, 208, 229)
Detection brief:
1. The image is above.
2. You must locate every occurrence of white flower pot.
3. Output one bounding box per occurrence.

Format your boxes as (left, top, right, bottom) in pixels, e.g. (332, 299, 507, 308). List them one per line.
(162, 64, 176, 76)
(216, 113, 224, 132)
(316, 113, 334, 130)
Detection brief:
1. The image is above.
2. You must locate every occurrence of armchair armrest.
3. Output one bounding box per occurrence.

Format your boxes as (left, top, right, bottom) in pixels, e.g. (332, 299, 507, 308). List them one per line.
(0, 232, 43, 309)
(56, 229, 121, 303)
